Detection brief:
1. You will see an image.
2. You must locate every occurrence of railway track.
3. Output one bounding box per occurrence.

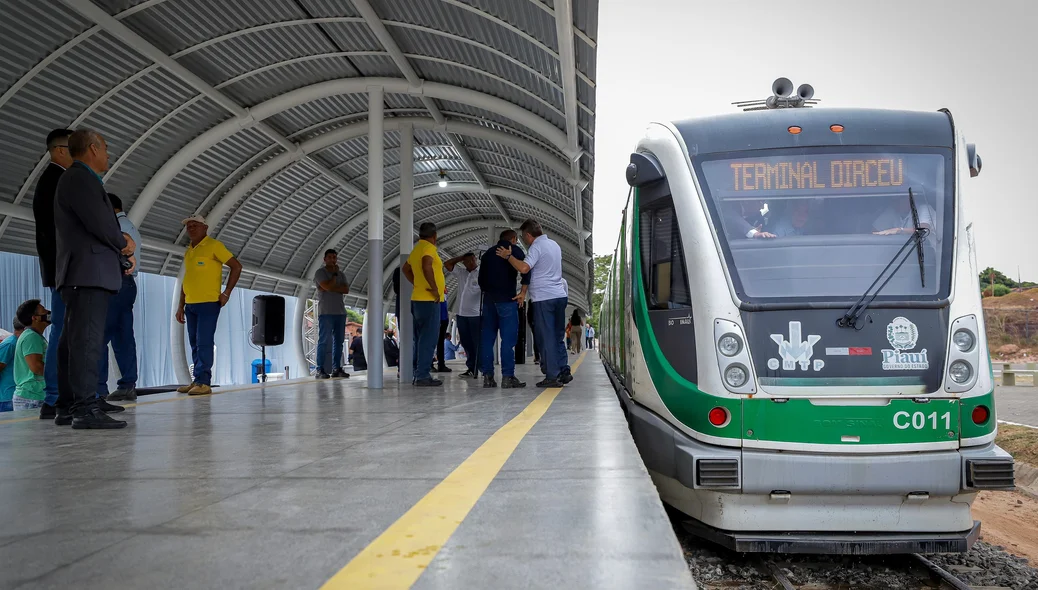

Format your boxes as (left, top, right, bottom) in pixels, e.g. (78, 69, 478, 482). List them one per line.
(695, 553, 1003, 590)
(676, 519, 1031, 590)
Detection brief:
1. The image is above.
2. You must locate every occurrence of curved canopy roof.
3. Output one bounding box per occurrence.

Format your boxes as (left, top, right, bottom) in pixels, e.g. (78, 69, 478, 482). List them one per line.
(0, 0, 597, 310)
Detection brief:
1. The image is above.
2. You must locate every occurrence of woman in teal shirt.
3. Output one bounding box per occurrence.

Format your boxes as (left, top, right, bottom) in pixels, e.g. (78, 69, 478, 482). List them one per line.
(13, 300, 50, 410)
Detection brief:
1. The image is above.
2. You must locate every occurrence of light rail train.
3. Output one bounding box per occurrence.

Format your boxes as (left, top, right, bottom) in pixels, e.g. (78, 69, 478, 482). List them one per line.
(599, 88, 1015, 553)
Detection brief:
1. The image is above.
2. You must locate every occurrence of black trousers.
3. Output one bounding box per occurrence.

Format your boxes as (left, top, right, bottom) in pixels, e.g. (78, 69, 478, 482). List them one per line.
(435, 320, 449, 368)
(58, 286, 111, 414)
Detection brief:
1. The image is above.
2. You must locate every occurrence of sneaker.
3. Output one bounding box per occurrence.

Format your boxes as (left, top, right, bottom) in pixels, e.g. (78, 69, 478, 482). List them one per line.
(459, 369, 477, 378)
(187, 384, 213, 396)
(414, 378, 444, 387)
(501, 376, 526, 389)
(331, 368, 350, 379)
(176, 383, 196, 394)
(437, 365, 453, 373)
(97, 398, 126, 413)
(107, 388, 137, 402)
(71, 408, 127, 430)
(483, 374, 497, 388)
(315, 372, 331, 380)
(536, 378, 564, 388)
(54, 409, 73, 426)
(39, 404, 57, 420)
(560, 372, 574, 385)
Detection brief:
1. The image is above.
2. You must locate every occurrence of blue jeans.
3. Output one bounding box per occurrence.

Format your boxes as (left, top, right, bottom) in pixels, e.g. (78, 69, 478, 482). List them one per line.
(43, 287, 64, 406)
(97, 276, 138, 396)
(532, 297, 568, 380)
(411, 301, 439, 381)
(316, 314, 346, 373)
(0, 401, 12, 412)
(185, 302, 220, 386)
(456, 315, 480, 373)
(480, 301, 518, 377)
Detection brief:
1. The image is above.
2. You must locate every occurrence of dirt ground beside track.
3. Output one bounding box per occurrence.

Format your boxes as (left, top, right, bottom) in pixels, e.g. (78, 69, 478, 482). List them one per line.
(973, 490, 1038, 565)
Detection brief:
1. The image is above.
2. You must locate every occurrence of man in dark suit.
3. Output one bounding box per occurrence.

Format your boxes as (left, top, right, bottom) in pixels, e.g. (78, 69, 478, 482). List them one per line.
(31, 128, 72, 420)
(53, 129, 135, 429)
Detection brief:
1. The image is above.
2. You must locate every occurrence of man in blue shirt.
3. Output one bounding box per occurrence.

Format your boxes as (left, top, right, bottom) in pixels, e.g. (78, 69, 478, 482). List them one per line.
(498, 220, 570, 388)
(0, 320, 24, 412)
(478, 229, 530, 388)
(99, 194, 141, 402)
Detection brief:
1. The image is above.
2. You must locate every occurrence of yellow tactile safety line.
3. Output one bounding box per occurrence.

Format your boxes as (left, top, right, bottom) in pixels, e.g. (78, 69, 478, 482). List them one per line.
(321, 350, 587, 590)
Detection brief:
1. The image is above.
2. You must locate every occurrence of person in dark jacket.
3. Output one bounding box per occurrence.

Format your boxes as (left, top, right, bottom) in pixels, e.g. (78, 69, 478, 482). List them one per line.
(31, 128, 73, 419)
(384, 329, 400, 368)
(53, 129, 135, 429)
(350, 327, 367, 371)
(476, 229, 530, 388)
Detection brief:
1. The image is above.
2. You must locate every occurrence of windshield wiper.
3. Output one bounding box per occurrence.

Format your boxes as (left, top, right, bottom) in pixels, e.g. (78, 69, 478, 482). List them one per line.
(837, 188, 930, 330)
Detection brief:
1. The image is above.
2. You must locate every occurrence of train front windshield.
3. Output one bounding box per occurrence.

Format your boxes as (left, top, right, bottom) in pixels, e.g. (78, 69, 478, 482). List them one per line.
(694, 148, 954, 305)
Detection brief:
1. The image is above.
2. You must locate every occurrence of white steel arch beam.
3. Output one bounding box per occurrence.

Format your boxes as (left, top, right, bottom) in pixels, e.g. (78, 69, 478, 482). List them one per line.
(202, 117, 573, 236)
(553, 0, 589, 268)
(126, 78, 573, 227)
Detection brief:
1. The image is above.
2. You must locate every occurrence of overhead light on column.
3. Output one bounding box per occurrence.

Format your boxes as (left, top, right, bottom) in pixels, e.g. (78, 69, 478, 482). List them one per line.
(438, 170, 448, 188)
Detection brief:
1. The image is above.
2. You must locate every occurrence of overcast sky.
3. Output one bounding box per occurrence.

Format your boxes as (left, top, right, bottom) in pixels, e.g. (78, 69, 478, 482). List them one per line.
(592, 0, 1037, 282)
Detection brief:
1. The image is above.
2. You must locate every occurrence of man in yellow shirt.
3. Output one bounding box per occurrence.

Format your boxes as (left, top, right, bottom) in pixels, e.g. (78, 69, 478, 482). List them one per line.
(175, 215, 242, 395)
(402, 222, 444, 387)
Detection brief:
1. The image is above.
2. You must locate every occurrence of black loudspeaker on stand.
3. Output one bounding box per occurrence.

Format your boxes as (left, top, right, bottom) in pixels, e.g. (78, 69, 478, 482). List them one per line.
(252, 295, 285, 383)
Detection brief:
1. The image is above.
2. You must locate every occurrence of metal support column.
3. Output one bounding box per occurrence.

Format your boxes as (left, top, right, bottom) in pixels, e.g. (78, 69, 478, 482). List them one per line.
(366, 86, 385, 388)
(291, 290, 308, 378)
(398, 122, 415, 383)
(170, 268, 191, 385)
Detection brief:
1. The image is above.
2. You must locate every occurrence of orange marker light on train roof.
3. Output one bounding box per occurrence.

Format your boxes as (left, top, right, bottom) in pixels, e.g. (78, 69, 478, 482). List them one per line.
(830, 124, 845, 133)
(787, 126, 802, 135)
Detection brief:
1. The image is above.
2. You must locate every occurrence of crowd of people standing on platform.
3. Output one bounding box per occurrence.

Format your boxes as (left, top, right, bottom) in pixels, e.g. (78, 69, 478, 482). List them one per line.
(0, 128, 242, 429)
(2, 126, 587, 425)
(311, 219, 584, 389)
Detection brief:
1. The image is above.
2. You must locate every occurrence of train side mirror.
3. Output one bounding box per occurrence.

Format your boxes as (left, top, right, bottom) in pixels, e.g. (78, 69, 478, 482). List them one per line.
(627, 152, 666, 188)
(967, 143, 982, 177)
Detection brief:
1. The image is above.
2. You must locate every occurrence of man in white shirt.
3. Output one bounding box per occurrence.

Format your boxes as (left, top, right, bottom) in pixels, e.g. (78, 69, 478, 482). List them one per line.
(586, 323, 595, 349)
(498, 219, 571, 387)
(444, 252, 481, 378)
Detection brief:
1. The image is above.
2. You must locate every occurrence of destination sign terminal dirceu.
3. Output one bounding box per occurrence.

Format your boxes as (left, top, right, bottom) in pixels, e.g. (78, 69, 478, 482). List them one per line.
(729, 158, 905, 192)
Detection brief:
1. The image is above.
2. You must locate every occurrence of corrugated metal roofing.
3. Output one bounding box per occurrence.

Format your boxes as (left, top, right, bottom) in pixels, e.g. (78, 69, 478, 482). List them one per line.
(0, 0, 597, 308)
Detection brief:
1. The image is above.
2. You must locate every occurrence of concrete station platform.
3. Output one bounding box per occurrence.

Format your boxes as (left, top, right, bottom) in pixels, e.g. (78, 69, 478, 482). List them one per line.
(0, 352, 694, 589)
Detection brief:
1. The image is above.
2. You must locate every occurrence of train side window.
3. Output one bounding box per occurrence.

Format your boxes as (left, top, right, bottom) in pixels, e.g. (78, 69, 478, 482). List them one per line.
(641, 200, 691, 310)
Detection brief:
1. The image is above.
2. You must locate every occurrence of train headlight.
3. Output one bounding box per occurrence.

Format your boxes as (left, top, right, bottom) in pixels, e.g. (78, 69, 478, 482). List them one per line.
(949, 360, 973, 384)
(953, 329, 975, 353)
(724, 364, 748, 388)
(718, 333, 742, 357)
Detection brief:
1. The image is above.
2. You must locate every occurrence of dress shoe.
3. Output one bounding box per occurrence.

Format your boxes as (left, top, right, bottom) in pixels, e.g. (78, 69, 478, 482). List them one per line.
(39, 404, 57, 420)
(54, 409, 74, 426)
(483, 374, 497, 388)
(535, 378, 564, 388)
(315, 372, 331, 379)
(501, 376, 526, 389)
(187, 384, 212, 396)
(176, 383, 196, 393)
(107, 388, 137, 402)
(71, 408, 127, 430)
(437, 365, 453, 373)
(414, 377, 444, 387)
(96, 398, 126, 413)
(331, 368, 350, 378)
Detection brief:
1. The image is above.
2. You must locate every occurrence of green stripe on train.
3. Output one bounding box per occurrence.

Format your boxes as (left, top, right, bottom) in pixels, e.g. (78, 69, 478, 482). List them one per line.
(631, 189, 742, 441)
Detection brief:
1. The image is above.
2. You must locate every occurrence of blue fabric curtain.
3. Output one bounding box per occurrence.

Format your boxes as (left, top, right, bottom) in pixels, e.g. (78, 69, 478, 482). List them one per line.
(0, 252, 301, 387)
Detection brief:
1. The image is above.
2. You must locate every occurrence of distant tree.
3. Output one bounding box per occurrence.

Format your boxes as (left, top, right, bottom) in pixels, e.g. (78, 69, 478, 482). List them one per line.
(983, 284, 1012, 298)
(980, 267, 1016, 289)
(590, 254, 613, 327)
(346, 308, 363, 324)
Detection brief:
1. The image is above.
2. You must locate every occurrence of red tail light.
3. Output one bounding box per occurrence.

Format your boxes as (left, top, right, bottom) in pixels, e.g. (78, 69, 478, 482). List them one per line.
(971, 406, 990, 425)
(708, 407, 729, 427)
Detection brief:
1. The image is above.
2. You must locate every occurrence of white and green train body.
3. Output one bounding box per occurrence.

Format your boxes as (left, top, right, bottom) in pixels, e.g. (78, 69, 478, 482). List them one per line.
(600, 107, 1015, 553)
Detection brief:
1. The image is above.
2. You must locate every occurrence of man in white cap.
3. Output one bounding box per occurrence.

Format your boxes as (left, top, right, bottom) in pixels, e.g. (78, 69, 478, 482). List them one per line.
(174, 215, 242, 395)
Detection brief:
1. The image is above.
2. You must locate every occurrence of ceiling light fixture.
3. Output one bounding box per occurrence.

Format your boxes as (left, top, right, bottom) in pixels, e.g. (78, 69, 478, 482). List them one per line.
(438, 170, 448, 188)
